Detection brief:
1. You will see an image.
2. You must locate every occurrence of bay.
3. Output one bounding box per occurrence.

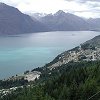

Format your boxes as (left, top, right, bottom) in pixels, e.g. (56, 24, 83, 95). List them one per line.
(0, 31, 100, 79)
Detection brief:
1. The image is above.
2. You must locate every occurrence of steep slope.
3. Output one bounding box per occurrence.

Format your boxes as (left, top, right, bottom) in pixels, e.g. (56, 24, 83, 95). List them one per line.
(87, 18, 100, 31)
(40, 10, 90, 31)
(0, 3, 48, 35)
(45, 35, 100, 69)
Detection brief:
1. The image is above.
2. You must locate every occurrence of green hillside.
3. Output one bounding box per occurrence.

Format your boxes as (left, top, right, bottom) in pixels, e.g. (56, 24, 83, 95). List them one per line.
(1, 61, 100, 100)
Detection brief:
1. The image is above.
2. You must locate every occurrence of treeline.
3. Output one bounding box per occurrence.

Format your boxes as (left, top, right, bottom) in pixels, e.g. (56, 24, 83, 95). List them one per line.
(0, 78, 28, 89)
(44, 62, 100, 100)
(1, 61, 100, 100)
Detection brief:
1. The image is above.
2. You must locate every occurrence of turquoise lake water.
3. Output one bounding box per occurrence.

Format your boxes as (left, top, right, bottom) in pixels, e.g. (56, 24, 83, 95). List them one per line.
(0, 31, 100, 79)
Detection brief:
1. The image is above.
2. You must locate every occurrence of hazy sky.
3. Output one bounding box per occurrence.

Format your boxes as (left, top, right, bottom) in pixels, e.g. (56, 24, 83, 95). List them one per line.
(1, 0, 100, 18)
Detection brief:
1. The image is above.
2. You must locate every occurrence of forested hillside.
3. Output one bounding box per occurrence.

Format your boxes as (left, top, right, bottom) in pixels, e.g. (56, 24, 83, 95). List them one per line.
(1, 61, 100, 100)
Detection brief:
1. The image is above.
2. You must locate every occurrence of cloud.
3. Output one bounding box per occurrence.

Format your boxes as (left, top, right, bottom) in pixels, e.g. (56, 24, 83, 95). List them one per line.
(1, 0, 29, 6)
(65, 0, 100, 3)
(1, 0, 100, 18)
(64, 0, 100, 18)
(1, 0, 69, 13)
(82, 0, 100, 2)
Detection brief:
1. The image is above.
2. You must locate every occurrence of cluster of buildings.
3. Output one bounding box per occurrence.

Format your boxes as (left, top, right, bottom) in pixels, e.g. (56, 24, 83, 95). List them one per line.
(0, 86, 23, 98)
(49, 46, 100, 70)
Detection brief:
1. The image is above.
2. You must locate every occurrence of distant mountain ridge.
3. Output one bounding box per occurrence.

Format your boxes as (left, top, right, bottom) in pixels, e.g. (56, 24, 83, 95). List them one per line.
(39, 10, 100, 31)
(87, 18, 100, 31)
(39, 10, 91, 31)
(0, 3, 100, 35)
(28, 13, 47, 20)
(0, 3, 49, 35)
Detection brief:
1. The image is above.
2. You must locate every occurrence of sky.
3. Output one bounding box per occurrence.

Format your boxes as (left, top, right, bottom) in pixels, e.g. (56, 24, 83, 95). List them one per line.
(1, 0, 100, 18)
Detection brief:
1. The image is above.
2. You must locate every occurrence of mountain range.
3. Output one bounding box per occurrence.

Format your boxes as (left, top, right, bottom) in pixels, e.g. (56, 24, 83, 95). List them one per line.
(39, 10, 90, 31)
(0, 3, 49, 35)
(0, 3, 100, 35)
(39, 10, 100, 31)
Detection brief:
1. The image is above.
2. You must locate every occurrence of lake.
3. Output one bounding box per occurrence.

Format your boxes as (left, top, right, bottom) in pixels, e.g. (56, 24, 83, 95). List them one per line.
(0, 31, 100, 79)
